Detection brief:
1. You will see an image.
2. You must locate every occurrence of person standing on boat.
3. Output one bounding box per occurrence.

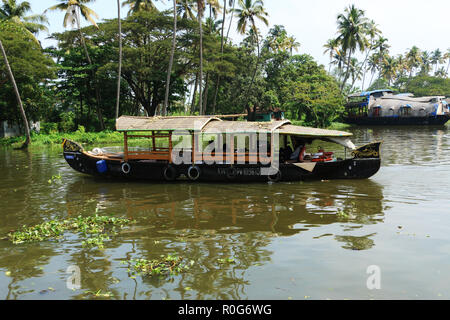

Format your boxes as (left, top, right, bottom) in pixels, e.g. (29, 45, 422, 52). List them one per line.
(287, 138, 306, 163)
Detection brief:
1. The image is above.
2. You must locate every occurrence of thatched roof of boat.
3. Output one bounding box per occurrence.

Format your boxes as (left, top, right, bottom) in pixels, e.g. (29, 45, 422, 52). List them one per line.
(202, 119, 291, 133)
(116, 116, 222, 131)
(116, 116, 352, 138)
(277, 124, 352, 137)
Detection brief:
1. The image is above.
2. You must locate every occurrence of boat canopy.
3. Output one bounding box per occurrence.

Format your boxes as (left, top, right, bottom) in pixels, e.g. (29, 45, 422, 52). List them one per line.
(276, 124, 352, 137)
(116, 116, 222, 132)
(202, 119, 290, 133)
(115, 116, 355, 148)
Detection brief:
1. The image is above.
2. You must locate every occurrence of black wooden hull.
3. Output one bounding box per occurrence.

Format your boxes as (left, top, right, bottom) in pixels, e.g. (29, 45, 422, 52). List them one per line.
(344, 115, 450, 126)
(63, 151, 381, 183)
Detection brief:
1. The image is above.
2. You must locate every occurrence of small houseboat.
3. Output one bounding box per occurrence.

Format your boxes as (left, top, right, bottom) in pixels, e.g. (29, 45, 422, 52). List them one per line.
(63, 116, 381, 182)
(344, 90, 450, 125)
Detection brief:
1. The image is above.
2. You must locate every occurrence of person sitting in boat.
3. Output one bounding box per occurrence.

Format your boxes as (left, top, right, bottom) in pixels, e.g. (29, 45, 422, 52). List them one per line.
(286, 138, 306, 163)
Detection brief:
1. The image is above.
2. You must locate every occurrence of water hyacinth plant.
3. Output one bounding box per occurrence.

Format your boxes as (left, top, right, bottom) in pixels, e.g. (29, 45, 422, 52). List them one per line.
(7, 214, 135, 248)
(126, 254, 194, 278)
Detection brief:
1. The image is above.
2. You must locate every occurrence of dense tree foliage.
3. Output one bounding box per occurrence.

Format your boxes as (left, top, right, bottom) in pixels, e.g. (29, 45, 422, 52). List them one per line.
(2, 0, 447, 137)
(0, 21, 55, 124)
(23, 8, 343, 129)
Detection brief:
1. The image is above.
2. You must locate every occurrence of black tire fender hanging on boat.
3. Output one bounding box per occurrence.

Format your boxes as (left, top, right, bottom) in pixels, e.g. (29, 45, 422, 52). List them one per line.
(268, 169, 282, 183)
(163, 165, 178, 181)
(187, 165, 201, 181)
(121, 162, 131, 174)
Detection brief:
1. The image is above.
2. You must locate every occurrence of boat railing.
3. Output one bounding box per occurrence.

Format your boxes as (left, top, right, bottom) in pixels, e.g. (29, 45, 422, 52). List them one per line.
(124, 132, 172, 162)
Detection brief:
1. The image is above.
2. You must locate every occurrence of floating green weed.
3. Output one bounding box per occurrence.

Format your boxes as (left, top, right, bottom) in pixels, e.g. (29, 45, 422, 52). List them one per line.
(126, 254, 193, 278)
(217, 258, 235, 265)
(84, 289, 114, 298)
(7, 214, 135, 248)
(82, 234, 111, 249)
(48, 174, 62, 184)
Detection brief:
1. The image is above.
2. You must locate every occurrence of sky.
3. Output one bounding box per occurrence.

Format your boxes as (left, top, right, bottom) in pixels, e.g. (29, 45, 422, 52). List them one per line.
(29, 0, 450, 69)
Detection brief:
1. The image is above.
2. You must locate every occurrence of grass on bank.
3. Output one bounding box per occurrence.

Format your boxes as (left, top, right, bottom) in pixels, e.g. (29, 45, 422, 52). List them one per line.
(0, 128, 123, 148)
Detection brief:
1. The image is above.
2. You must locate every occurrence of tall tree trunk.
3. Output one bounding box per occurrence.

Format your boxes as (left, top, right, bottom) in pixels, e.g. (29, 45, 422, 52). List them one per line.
(76, 6, 105, 130)
(244, 25, 260, 103)
(0, 39, 30, 147)
(164, 0, 177, 116)
(115, 0, 122, 119)
(203, 72, 210, 114)
(80, 94, 83, 124)
(351, 49, 371, 90)
(361, 70, 367, 91)
(191, 73, 198, 113)
(198, 10, 204, 115)
(212, 75, 220, 115)
(340, 49, 353, 91)
(226, 0, 235, 43)
(368, 71, 376, 89)
(212, 0, 227, 115)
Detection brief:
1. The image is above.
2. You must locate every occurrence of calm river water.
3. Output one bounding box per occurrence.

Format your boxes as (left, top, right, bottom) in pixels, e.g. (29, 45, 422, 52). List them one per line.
(1, 126, 450, 300)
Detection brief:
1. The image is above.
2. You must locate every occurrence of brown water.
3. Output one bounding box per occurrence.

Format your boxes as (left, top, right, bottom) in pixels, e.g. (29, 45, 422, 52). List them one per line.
(1, 126, 450, 300)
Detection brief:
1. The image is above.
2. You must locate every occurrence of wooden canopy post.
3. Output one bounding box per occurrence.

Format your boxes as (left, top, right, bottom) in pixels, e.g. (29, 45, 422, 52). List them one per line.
(124, 131, 129, 161)
(191, 131, 195, 164)
(169, 131, 173, 164)
(152, 131, 156, 151)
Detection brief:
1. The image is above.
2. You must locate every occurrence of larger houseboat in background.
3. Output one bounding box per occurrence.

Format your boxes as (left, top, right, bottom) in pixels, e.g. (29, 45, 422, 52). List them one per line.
(63, 116, 381, 183)
(344, 89, 450, 125)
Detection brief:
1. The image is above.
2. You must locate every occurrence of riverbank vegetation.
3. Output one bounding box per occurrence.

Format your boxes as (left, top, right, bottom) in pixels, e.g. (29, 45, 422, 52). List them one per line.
(1, 1, 449, 147)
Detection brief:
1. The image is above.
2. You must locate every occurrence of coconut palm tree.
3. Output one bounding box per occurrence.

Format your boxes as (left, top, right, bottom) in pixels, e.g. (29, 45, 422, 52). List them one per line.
(405, 46, 421, 78)
(323, 38, 340, 73)
(225, 0, 235, 42)
(46, 0, 99, 71)
(46, 0, 104, 129)
(123, 0, 158, 15)
(380, 55, 397, 86)
(115, 0, 122, 119)
(419, 50, 431, 76)
(0, 0, 48, 38)
(212, 0, 231, 114)
(283, 35, 300, 56)
(366, 52, 379, 90)
(431, 49, 443, 73)
(348, 57, 362, 88)
(435, 67, 446, 78)
(335, 4, 369, 90)
(357, 35, 388, 90)
(352, 20, 381, 89)
(445, 48, 450, 76)
(196, 0, 205, 114)
(234, 0, 268, 100)
(395, 54, 408, 79)
(176, 0, 195, 19)
(163, 0, 177, 116)
(0, 38, 30, 147)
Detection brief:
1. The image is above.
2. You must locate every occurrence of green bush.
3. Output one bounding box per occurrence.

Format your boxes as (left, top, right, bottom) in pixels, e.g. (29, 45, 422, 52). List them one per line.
(58, 111, 76, 133)
(41, 122, 59, 134)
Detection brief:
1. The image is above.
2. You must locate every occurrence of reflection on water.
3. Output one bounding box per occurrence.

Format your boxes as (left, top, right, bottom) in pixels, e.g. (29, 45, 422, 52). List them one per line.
(0, 125, 450, 299)
(350, 126, 450, 167)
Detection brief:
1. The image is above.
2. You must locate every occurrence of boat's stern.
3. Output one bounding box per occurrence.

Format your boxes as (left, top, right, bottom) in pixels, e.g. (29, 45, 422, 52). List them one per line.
(351, 141, 382, 159)
(347, 141, 382, 178)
